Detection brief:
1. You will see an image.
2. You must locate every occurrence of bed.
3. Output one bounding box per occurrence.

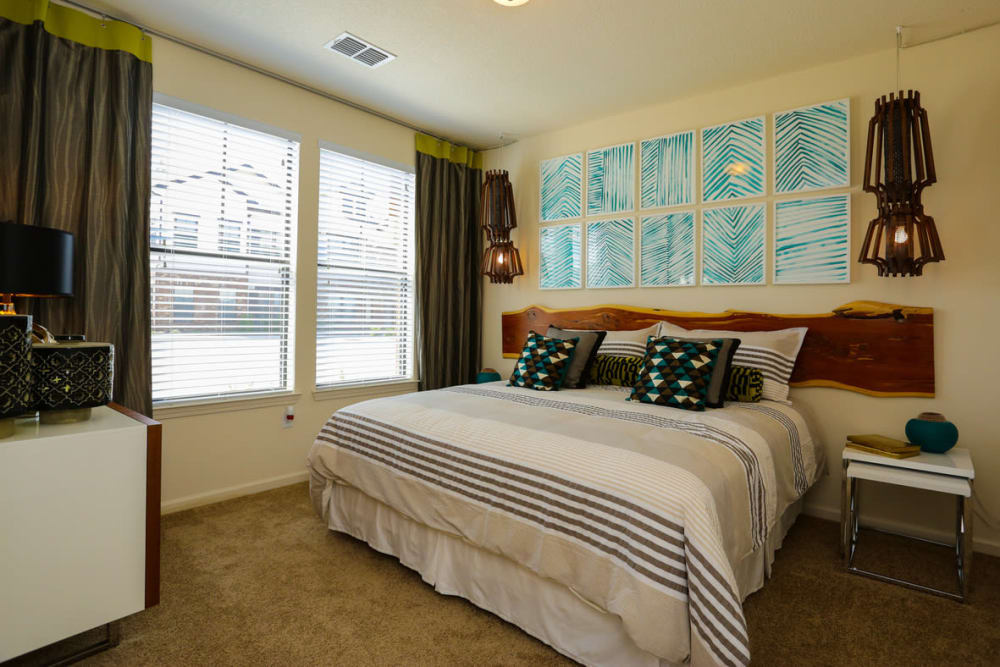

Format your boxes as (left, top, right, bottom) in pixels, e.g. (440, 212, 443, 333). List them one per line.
(307, 302, 933, 666)
(308, 382, 821, 666)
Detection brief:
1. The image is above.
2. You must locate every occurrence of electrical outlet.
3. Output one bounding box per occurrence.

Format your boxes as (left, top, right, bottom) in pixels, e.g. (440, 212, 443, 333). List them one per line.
(283, 405, 295, 428)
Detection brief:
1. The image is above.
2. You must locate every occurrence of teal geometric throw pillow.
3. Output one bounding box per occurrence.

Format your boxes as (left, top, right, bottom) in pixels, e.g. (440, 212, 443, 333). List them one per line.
(509, 331, 579, 391)
(628, 337, 723, 411)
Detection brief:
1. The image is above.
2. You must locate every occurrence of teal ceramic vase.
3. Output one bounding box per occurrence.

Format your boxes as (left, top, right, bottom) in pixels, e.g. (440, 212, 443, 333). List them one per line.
(477, 368, 502, 384)
(905, 412, 958, 453)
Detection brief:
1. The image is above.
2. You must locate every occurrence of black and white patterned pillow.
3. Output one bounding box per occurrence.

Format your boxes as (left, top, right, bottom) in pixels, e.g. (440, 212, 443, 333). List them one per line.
(628, 337, 723, 411)
(508, 331, 579, 391)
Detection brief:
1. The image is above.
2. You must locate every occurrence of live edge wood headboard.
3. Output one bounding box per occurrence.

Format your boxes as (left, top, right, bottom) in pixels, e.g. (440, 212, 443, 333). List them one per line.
(501, 301, 934, 397)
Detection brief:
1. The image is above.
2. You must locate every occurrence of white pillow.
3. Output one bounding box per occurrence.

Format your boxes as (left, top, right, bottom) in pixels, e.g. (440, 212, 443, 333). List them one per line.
(656, 321, 807, 403)
(596, 324, 659, 359)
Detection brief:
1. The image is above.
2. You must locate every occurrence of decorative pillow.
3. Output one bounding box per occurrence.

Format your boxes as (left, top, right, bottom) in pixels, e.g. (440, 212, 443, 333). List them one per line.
(595, 324, 659, 359)
(508, 331, 579, 391)
(656, 322, 807, 403)
(649, 335, 740, 408)
(545, 326, 607, 388)
(726, 366, 764, 403)
(588, 354, 643, 387)
(628, 337, 723, 411)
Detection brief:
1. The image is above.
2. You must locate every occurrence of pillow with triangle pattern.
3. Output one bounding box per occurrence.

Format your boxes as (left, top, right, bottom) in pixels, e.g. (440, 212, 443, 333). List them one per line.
(628, 336, 723, 411)
(508, 331, 579, 391)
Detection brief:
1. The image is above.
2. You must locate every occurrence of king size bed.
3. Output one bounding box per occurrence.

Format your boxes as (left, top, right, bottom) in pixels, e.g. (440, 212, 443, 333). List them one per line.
(307, 302, 934, 666)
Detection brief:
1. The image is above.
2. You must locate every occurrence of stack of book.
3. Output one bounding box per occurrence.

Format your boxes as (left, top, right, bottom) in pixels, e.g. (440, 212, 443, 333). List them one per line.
(846, 434, 921, 459)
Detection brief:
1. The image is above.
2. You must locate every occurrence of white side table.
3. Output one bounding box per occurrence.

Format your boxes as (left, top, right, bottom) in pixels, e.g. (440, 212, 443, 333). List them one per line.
(840, 446, 974, 601)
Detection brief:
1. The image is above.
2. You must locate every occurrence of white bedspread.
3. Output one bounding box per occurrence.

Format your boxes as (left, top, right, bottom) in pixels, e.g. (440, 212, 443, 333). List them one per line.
(308, 383, 822, 666)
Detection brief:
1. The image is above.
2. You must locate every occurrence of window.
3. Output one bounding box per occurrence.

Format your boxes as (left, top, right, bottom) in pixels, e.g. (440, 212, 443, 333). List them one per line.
(150, 99, 299, 403)
(316, 147, 415, 387)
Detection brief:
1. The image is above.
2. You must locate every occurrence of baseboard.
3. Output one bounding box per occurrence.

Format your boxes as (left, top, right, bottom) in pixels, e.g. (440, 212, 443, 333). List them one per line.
(803, 503, 1000, 557)
(161, 470, 309, 514)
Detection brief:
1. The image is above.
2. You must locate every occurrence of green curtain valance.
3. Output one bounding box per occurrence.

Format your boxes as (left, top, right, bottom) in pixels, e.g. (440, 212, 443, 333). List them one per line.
(416, 133, 482, 170)
(0, 0, 152, 62)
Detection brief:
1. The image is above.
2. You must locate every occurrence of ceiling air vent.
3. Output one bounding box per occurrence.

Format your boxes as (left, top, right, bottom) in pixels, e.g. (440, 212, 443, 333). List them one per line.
(324, 32, 396, 69)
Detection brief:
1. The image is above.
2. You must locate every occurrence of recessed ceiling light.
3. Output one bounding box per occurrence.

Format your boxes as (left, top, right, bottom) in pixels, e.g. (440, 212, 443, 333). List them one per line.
(494, 0, 530, 6)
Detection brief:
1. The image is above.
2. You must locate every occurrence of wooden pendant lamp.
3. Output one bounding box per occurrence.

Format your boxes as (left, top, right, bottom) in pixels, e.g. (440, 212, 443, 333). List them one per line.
(480, 169, 524, 284)
(859, 29, 944, 277)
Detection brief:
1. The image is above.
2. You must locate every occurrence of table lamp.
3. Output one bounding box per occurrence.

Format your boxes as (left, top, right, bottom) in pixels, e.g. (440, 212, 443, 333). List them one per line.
(0, 221, 74, 315)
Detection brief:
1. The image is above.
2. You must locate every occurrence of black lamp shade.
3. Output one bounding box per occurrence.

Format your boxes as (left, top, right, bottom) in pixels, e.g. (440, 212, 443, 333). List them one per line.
(0, 221, 74, 296)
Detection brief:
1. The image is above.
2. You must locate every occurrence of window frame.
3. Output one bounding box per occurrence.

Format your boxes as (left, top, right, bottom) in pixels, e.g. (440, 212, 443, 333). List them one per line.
(149, 93, 301, 409)
(314, 139, 417, 391)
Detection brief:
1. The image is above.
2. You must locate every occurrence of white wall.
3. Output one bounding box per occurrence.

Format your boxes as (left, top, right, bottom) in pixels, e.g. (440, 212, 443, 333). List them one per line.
(481, 25, 1000, 553)
(150, 38, 418, 512)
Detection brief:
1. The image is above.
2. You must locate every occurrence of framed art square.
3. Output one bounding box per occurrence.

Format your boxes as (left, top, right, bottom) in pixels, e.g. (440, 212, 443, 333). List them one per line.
(586, 218, 635, 289)
(701, 204, 766, 285)
(640, 130, 695, 209)
(640, 211, 695, 287)
(587, 143, 635, 216)
(539, 222, 582, 289)
(773, 193, 851, 284)
(539, 153, 583, 221)
(701, 116, 766, 203)
(774, 98, 850, 194)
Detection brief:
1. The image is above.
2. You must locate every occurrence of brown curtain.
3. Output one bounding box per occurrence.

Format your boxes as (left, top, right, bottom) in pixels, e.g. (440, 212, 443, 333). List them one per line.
(0, 6, 153, 415)
(414, 134, 483, 390)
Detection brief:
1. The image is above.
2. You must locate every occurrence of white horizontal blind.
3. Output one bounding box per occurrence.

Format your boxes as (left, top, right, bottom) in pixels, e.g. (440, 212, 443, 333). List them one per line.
(150, 102, 298, 403)
(316, 148, 415, 387)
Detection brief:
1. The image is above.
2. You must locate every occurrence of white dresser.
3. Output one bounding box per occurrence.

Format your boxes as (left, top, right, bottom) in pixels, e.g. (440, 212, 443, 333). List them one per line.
(0, 404, 161, 662)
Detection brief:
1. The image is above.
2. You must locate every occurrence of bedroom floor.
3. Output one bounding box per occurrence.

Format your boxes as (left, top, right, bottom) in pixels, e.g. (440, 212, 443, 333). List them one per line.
(25, 483, 1000, 666)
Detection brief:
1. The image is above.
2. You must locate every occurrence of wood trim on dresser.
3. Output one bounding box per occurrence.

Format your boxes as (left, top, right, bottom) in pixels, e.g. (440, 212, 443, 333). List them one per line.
(501, 301, 934, 397)
(108, 402, 162, 608)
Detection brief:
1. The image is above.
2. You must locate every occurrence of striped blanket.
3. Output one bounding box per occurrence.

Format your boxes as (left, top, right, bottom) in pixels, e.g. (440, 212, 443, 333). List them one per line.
(308, 383, 820, 666)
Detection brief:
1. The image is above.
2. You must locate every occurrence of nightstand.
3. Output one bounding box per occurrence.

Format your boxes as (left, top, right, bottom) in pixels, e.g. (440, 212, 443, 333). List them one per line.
(840, 446, 974, 601)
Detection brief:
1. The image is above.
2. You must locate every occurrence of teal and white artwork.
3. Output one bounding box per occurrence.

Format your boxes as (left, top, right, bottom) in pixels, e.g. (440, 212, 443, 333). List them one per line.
(540, 153, 583, 221)
(586, 218, 635, 288)
(701, 116, 766, 202)
(587, 143, 635, 216)
(640, 211, 695, 287)
(701, 204, 766, 286)
(774, 99, 850, 194)
(774, 194, 850, 284)
(640, 130, 695, 209)
(539, 223, 582, 289)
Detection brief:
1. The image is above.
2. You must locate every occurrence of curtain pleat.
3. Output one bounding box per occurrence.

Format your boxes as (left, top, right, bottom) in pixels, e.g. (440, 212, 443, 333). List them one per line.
(0, 14, 153, 415)
(415, 136, 483, 390)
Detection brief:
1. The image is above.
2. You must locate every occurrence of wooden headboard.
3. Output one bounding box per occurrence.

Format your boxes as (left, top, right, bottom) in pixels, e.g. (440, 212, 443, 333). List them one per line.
(501, 301, 933, 397)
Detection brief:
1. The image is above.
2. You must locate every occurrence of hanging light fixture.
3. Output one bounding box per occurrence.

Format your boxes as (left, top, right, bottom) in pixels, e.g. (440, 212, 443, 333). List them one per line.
(859, 27, 944, 277)
(480, 166, 524, 284)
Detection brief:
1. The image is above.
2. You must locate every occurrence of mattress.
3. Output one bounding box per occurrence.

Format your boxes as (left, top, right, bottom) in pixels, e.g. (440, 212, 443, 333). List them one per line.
(307, 383, 823, 666)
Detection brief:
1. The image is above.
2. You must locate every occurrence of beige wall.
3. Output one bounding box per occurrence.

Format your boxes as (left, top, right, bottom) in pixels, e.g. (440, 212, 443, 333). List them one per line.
(150, 38, 418, 512)
(482, 25, 1000, 553)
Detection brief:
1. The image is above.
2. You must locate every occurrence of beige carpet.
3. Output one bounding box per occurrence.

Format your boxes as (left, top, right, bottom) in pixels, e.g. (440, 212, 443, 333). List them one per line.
(16, 483, 1000, 666)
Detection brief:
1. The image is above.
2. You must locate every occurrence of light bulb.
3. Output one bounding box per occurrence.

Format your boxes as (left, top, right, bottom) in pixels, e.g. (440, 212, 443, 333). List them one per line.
(493, 0, 529, 6)
(894, 226, 909, 244)
(497, 253, 505, 264)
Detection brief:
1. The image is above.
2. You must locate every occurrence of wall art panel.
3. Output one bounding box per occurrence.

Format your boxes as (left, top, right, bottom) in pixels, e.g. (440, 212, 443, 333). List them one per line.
(701, 204, 766, 285)
(640, 211, 695, 287)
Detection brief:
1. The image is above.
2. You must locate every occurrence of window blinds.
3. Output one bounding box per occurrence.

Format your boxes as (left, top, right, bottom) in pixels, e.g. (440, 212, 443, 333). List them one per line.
(316, 148, 415, 387)
(150, 102, 299, 403)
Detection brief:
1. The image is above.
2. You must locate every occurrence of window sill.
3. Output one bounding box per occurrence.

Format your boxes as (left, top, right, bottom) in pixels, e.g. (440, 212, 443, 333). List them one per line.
(312, 380, 419, 402)
(153, 391, 301, 420)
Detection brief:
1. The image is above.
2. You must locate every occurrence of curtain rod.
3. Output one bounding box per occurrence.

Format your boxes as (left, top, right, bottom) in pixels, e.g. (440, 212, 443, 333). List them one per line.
(55, 0, 458, 146)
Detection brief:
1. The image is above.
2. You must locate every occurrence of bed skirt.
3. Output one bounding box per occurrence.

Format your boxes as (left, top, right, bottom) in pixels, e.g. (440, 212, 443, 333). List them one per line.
(320, 481, 803, 666)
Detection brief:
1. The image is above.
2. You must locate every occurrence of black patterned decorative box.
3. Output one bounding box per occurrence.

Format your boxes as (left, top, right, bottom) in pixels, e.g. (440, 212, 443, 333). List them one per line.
(1, 315, 33, 437)
(31, 341, 114, 423)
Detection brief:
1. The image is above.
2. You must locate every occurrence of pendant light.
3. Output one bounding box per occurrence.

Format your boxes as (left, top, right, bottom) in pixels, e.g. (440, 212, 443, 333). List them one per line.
(859, 27, 944, 277)
(480, 135, 524, 284)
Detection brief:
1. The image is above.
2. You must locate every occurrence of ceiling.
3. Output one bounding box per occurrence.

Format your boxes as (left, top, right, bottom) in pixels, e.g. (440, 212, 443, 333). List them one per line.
(77, 0, 1000, 148)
